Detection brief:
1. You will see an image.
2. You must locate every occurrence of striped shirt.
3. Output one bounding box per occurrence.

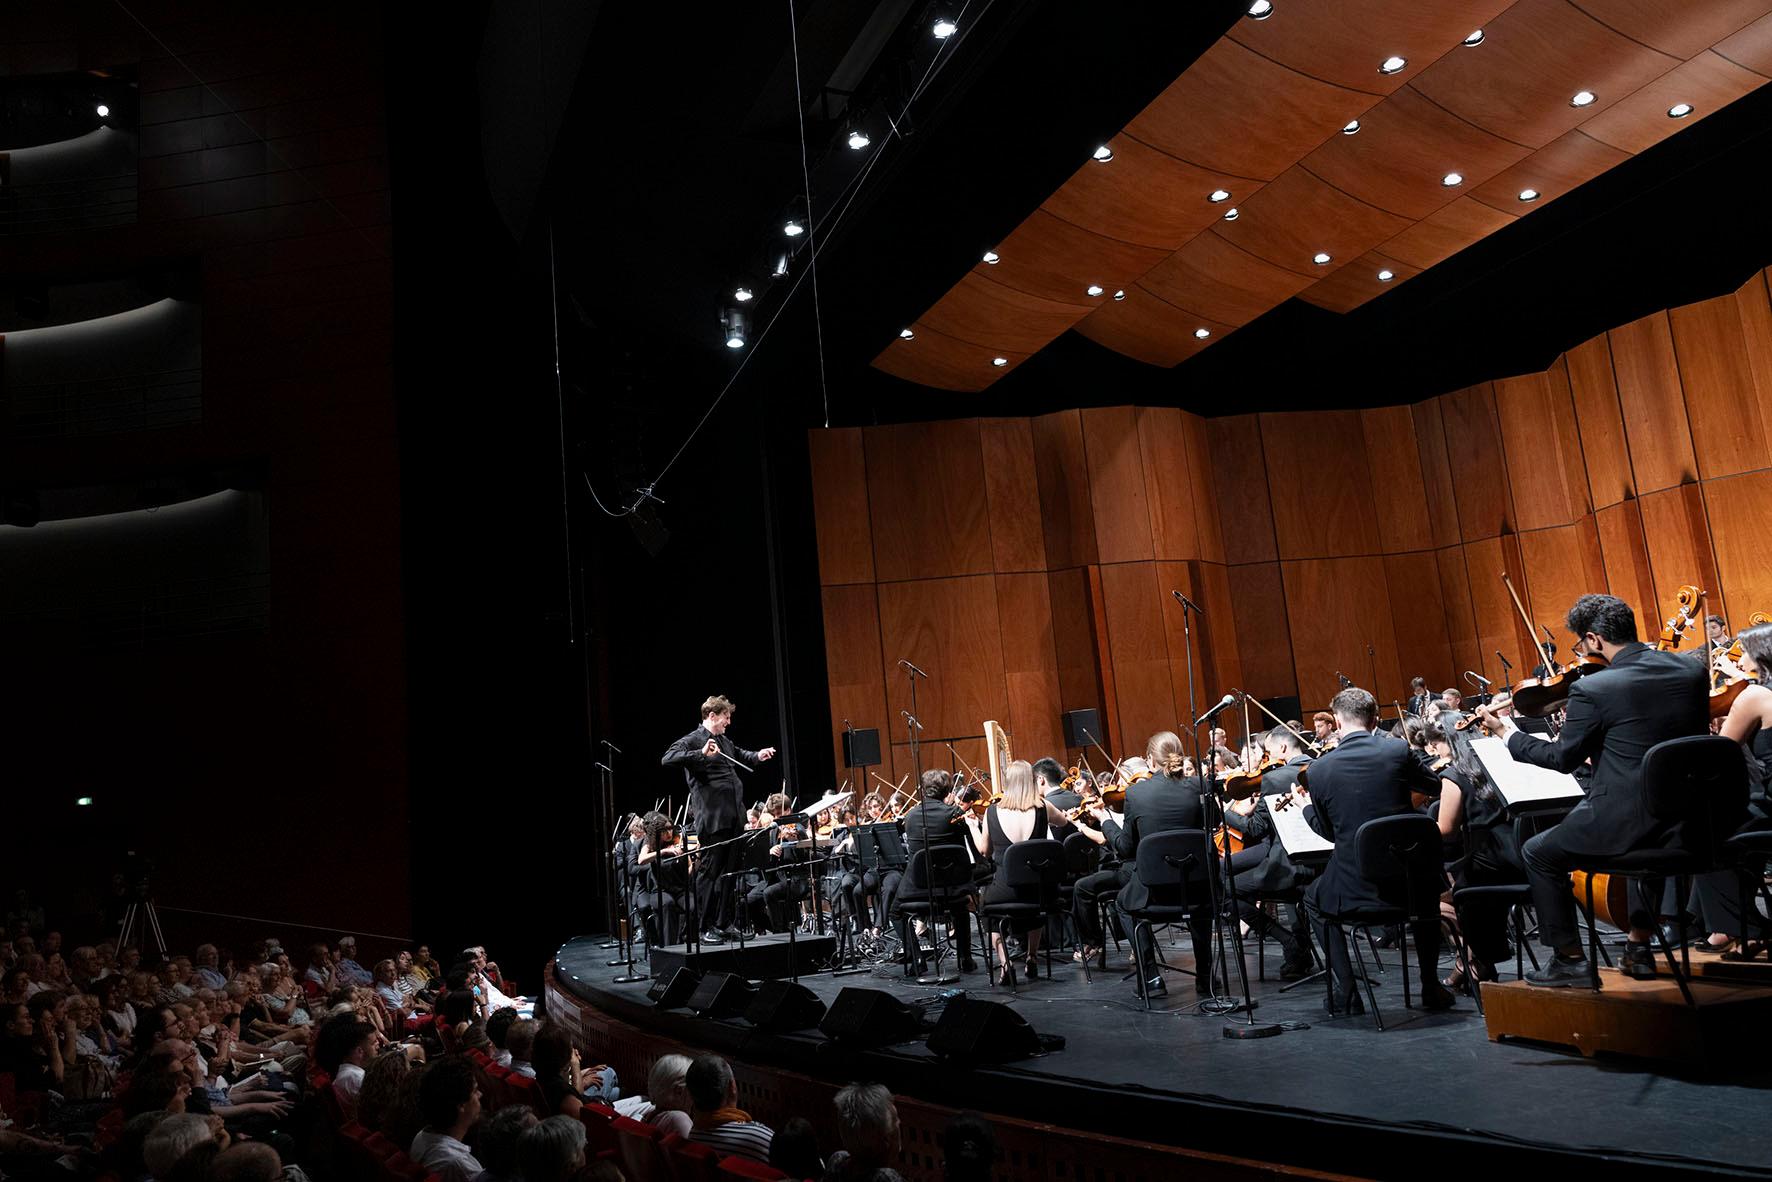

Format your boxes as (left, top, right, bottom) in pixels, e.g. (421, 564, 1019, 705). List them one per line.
(690, 1120, 774, 1163)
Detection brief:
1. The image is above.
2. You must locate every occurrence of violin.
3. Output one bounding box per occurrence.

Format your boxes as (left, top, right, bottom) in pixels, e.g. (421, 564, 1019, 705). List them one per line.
(950, 791, 1002, 823)
(1219, 755, 1277, 801)
(1500, 571, 1610, 717)
(1710, 611, 1770, 718)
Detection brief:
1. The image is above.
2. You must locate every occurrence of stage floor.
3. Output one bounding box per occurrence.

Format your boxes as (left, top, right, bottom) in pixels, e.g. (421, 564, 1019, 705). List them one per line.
(554, 929, 1772, 1180)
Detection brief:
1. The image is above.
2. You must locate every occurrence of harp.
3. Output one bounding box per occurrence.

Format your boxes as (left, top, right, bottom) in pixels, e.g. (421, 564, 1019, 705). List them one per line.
(984, 719, 1012, 788)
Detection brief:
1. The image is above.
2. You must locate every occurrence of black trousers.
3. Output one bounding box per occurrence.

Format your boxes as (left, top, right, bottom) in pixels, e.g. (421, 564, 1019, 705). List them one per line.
(636, 890, 684, 946)
(863, 868, 902, 929)
(745, 876, 806, 933)
(1072, 867, 1127, 945)
(1452, 850, 1525, 966)
(1311, 910, 1438, 1000)
(693, 826, 743, 932)
(1522, 825, 1661, 951)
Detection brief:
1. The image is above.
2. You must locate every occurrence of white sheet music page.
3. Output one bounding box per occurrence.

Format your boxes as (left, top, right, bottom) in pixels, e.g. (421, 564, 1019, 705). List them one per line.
(1265, 794, 1334, 855)
(1470, 736, 1585, 807)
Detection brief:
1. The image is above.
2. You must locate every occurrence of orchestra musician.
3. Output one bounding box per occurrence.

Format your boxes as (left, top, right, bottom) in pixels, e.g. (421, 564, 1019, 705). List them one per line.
(634, 811, 689, 947)
(1697, 622, 1772, 952)
(743, 793, 800, 935)
(1405, 677, 1432, 719)
(1300, 687, 1452, 1015)
(1035, 758, 1080, 841)
(1426, 713, 1523, 988)
(1310, 712, 1338, 751)
(891, 770, 979, 974)
(975, 760, 1072, 984)
(1473, 594, 1713, 985)
(1221, 728, 1315, 979)
(661, 695, 777, 945)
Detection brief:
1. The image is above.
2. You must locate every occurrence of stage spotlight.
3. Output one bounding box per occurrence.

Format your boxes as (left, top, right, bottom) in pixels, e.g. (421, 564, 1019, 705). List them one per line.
(1223, 207, 1239, 221)
(1312, 251, 1332, 265)
(847, 128, 870, 150)
(1377, 269, 1395, 282)
(1086, 284, 1104, 297)
(899, 328, 915, 340)
(1342, 119, 1361, 134)
(1462, 29, 1484, 46)
(932, 17, 957, 38)
(1092, 144, 1114, 163)
(1570, 90, 1596, 107)
(1194, 328, 1210, 340)
(734, 287, 752, 302)
(1518, 188, 1540, 202)
(982, 250, 1000, 264)
(1247, 0, 1273, 19)
(723, 307, 748, 349)
(1442, 172, 1463, 186)
(96, 103, 110, 117)
(1208, 189, 1231, 203)
(1668, 102, 1693, 118)
(1379, 56, 1406, 75)
(991, 357, 1007, 367)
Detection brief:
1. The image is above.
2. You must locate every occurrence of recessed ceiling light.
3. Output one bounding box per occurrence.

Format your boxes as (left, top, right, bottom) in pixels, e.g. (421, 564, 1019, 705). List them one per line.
(1342, 119, 1361, 135)
(1312, 251, 1332, 265)
(1667, 102, 1694, 118)
(76, 796, 94, 806)
(783, 218, 804, 237)
(1570, 90, 1596, 108)
(1247, 0, 1273, 18)
(847, 128, 870, 150)
(734, 287, 753, 302)
(1462, 29, 1485, 47)
(726, 334, 745, 349)
(95, 104, 110, 117)
(1377, 269, 1395, 282)
(992, 357, 1008, 367)
(1208, 189, 1231, 203)
(1379, 56, 1407, 75)
(1112, 290, 1126, 301)
(1518, 188, 1540, 202)
(1223, 207, 1239, 221)
(932, 17, 957, 38)
(1092, 144, 1114, 163)
(899, 328, 915, 340)
(1086, 284, 1105, 297)
(1442, 171, 1463, 187)
(1194, 328, 1211, 340)
(982, 250, 1000, 264)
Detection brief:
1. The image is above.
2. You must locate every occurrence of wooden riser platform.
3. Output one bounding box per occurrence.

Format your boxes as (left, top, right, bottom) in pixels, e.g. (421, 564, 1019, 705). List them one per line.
(1688, 946, 1772, 984)
(1482, 967, 1772, 1064)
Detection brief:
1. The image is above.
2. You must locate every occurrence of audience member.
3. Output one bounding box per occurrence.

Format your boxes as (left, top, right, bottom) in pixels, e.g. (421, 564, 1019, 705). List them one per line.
(504, 1018, 537, 1076)
(333, 939, 373, 988)
(940, 1114, 994, 1182)
(484, 1007, 519, 1068)
(471, 1104, 537, 1182)
(826, 1084, 903, 1182)
(516, 1115, 585, 1182)
(685, 1054, 773, 1162)
(356, 1050, 412, 1136)
(530, 1024, 618, 1117)
(410, 1059, 484, 1182)
(143, 1113, 219, 1179)
(317, 1019, 377, 1118)
(769, 1116, 824, 1182)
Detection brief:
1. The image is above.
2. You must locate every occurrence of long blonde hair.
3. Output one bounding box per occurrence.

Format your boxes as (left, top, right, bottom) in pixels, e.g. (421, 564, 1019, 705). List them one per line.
(1146, 731, 1187, 777)
(997, 759, 1038, 810)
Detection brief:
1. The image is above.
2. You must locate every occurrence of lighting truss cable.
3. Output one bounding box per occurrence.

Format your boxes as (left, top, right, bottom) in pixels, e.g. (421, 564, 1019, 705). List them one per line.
(788, 0, 830, 429)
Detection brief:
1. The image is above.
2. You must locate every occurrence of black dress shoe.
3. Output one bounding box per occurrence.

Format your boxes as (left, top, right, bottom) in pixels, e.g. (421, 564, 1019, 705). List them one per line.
(958, 957, 979, 974)
(1278, 951, 1314, 981)
(1419, 982, 1456, 1011)
(699, 930, 726, 945)
(1525, 955, 1591, 987)
(1619, 941, 1657, 979)
(1135, 976, 1167, 999)
(1324, 992, 1365, 1017)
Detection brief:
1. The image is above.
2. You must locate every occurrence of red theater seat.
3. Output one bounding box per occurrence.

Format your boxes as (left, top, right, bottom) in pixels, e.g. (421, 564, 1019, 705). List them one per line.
(580, 1103, 619, 1157)
(612, 1117, 668, 1182)
(660, 1134, 723, 1182)
(717, 1157, 788, 1182)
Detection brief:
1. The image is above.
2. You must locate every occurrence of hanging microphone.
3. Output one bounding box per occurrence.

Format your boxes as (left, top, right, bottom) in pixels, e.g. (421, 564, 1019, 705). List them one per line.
(1335, 672, 1353, 689)
(1496, 651, 1513, 672)
(600, 739, 621, 755)
(1171, 589, 1203, 615)
(901, 710, 924, 731)
(898, 658, 929, 679)
(1464, 671, 1492, 688)
(1193, 693, 1237, 727)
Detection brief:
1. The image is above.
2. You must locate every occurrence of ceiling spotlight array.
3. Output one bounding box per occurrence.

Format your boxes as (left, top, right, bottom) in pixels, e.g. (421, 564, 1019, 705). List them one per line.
(1378, 55, 1407, 75)
(1570, 90, 1596, 107)
(1518, 188, 1540, 202)
(1668, 102, 1694, 118)
(982, 249, 1000, 264)
(783, 218, 804, 237)
(1113, 290, 1126, 301)
(1247, 0, 1273, 18)
(1086, 284, 1105, 297)
(932, 17, 957, 39)
(1462, 29, 1485, 47)
(96, 103, 110, 117)
(1441, 171, 1463, 187)
(1312, 251, 1333, 265)
(1208, 189, 1231, 203)
(1377, 269, 1395, 282)
(1194, 328, 1211, 340)
(1092, 144, 1114, 163)
(723, 307, 748, 349)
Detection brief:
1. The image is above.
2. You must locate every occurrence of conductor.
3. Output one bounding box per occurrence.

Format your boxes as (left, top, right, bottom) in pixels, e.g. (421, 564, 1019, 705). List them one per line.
(661, 695, 776, 944)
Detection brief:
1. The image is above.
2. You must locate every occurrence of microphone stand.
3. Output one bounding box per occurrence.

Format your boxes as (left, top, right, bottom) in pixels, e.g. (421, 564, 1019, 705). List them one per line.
(901, 660, 928, 781)
(1208, 693, 1281, 1038)
(610, 819, 647, 984)
(599, 754, 623, 950)
(1496, 651, 1514, 695)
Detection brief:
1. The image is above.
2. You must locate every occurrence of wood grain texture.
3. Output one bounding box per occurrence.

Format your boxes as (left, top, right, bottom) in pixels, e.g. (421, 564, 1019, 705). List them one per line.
(1099, 561, 1179, 757)
(1716, 10, 1772, 74)
(1576, 50, 1766, 156)
(1227, 561, 1297, 702)
(872, 324, 1028, 392)
(1298, 250, 1420, 313)
(1384, 551, 1455, 694)
(1031, 409, 1099, 569)
(1183, 413, 1226, 564)
(1140, 230, 1316, 328)
(1413, 397, 1463, 548)
(1637, 483, 1725, 626)
(1208, 414, 1279, 564)
(1440, 384, 1515, 542)
(1136, 406, 1201, 561)
(864, 419, 993, 582)
(987, 209, 1174, 306)
(1229, 0, 1518, 97)
(1571, 0, 1772, 60)
(1609, 310, 1699, 494)
(808, 427, 873, 585)
(995, 573, 1064, 762)
(821, 584, 887, 776)
(1073, 286, 1230, 369)
(1216, 165, 1411, 277)
(1282, 557, 1398, 711)
(1043, 134, 1260, 250)
(1518, 525, 1598, 658)
(1360, 405, 1433, 553)
(1733, 270, 1772, 464)
(1563, 332, 1635, 507)
(1595, 498, 1659, 629)
(1046, 566, 1104, 721)
(1191, 559, 1245, 713)
(877, 575, 1008, 749)
(1464, 535, 1534, 683)
(920, 272, 1093, 355)
(1378, 197, 1517, 272)
(1704, 470, 1772, 622)
(1435, 545, 1483, 691)
(1494, 365, 1587, 531)
(1262, 410, 1380, 559)
(1667, 290, 1772, 480)
(978, 416, 1047, 573)
(1082, 406, 1156, 564)
(1469, 130, 1629, 214)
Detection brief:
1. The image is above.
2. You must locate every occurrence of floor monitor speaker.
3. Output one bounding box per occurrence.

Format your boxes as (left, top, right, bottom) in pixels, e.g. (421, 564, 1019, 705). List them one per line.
(818, 987, 924, 1046)
(744, 980, 827, 1031)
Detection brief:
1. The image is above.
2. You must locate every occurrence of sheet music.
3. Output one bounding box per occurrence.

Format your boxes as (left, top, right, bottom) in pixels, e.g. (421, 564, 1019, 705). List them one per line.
(1471, 736, 1585, 807)
(1265, 794, 1333, 856)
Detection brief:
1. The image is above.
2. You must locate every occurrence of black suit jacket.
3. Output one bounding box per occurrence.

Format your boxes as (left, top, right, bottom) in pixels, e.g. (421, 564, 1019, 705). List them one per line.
(661, 725, 760, 834)
(1043, 787, 1082, 841)
(1304, 730, 1440, 915)
(1102, 773, 1206, 910)
(1225, 755, 1312, 894)
(1506, 643, 1709, 855)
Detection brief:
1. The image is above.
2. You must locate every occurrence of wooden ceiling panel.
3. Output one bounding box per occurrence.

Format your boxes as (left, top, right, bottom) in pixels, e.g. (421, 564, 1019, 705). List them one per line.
(1577, 51, 1767, 156)
(1468, 129, 1628, 213)
(1042, 135, 1260, 250)
(1227, 0, 1518, 97)
(920, 273, 1092, 355)
(1125, 38, 1373, 182)
(984, 209, 1173, 307)
(1139, 231, 1314, 328)
(1412, 0, 1681, 150)
(872, 325, 1029, 392)
(1301, 85, 1532, 220)
(1074, 286, 1233, 369)
(1216, 165, 1412, 278)
(1379, 197, 1517, 271)
(1570, 0, 1772, 61)
(1298, 250, 1418, 313)
(1716, 12, 1772, 74)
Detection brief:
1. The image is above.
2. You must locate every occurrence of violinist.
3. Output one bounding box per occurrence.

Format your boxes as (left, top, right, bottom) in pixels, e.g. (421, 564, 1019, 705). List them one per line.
(1428, 714, 1523, 989)
(1310, 712, 1337, 751)
(975, 760, 1072, 984)
(1473, 594, 1711, 986)
(1221, 729, 1315, 979)
(743, 793, 800, 935)
(634, 811, 689, 946)
(1035, 759, 1080, 840)
(1697, 622, 1772, 953)
(1405, 677, 1432, 719)
(890, 770, 980, 975)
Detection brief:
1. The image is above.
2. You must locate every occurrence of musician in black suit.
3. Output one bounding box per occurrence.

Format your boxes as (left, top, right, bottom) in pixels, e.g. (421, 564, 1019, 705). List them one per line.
(891, 770, 979, 973)
(1405, 677, 1433, 719)
(1221, 728, 1315, 979)
(1301, 687, 1451, 1014)
(1476, 594, 1713, 985)
(1089, 733, 1212, 999)
(1035, 757, 1080, 841)
(661, 695, 776, 942)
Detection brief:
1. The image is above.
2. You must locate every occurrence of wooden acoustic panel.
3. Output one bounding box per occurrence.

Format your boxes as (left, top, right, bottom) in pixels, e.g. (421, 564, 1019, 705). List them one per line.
(1359, 404, 1434, 552)
(995, 572, 1065, 763)
(920, 272, 1092, 356)
(1378, 197, 1517, 272)
(1572, 0, 1772, 60)
(1667, 285, 1772, 480)
(1046, 566, 1104, 720)
(1190, 559, 1245, 710)
(1435, 544, 1483, 685)
(1073, 285, 1231, 369)
(1126, 37, 1372, 183)
(1207, 414, 1279, 564)
(863, 419, 992, 582)
(808, 427, 873, 586)
(1135, 406, 1202, 561)
(1465, 535, 1534, 682)
(1298, 250, 1417, 313)
(1262, 409, 1381, 559)
(1576, 50, 1766, 156)
(1282, 556, 1399, 710)
(1595, 497, 1658, 627)
(1384, 551, 1455, 693)
(1412, 396, 1463, 548)
(1216, 165, 1411, 278)
(1226, 560, 1297, 702)
(1716, 11, 1772, 73)
(1637, 483, 1725, 625)
(1030, 409, 1099, 569)
(1042, 134, 1263, 250)
(1099, 561, 1180, 757)
(1183, 413, 1227, 565)
(1412, 0, 1681, 150)
(1139, 230, 1316, 328)
(1228, 0, 1518, 98)
(1469, 129, 1629, 214)
(821, 583, 888, 775)
(1518, 525, 1599, 657)
(873, 324, 1029, 392)
(982, 209, 1173, 308)
(1609, 310, 1699, 494)
(1439, 384, 1515, 542)
(877, 575, 1008, 748)
(1704, 469, 1772, 619)
(1493, 364, 1588, 531)
(978, 416, 1047, 573)
(1081, 406, 1156, 564)
(1562, 332, 1635, 507)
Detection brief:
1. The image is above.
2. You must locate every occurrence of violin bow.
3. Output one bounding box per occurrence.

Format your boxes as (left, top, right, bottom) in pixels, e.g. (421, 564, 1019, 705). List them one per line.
(1501, 572, 1550, 668)
(944, 742, 987, 789)
(1238, 690, 1321, 755)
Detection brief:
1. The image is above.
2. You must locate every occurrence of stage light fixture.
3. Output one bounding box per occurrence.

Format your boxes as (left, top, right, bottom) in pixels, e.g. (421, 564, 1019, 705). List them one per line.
(1312, 251, 1332, 265)
(982, 250, 1000, 264)
(1518, 188, 1540, 202)
(1223, 207, 1239, 221)
(76, 796, 94, 806)
(1194, 328, 1211, 340)
(1113, 290, 1126, 300)
(1570, 90, 1596, 107)
(1247, 0, 1273, 19)
(1379, 56, 1406, 75)
(734, 287, 753, 302)
(933, 17, 957, 38)
(1086, 284, 1104, 297)
(772, 254, 789, 278)
(1668, 102, 1693, 118)
(991, 357, 1007, 367)
(1092, 144, 1114, 163)
(899, 328, 915, 340)
(1377, 269, 1395, 282)
(847, 128, 870, 150)
(723, 307, 748, 349)
(96, 103, 110, 117)
(1442, 171, 1463, 187)
(1208, 189, 1231, 203)
(1462, 29, 1484, 46)
(1342, 119, 1361, 134)
(783, 218, 804, 237)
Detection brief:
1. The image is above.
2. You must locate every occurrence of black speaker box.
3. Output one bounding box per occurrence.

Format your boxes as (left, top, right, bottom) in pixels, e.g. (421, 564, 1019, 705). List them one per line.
(1062, 709, 1102, 749)
(1259, 696, 1303, 727)
(744, 980, 827, 1031)
(686, 971, 756, 1018)
(842, 727, 882, 769)
(818, 987, 924, 1046)
(927, 997, 1057, 1062)
(646, 967, 702, 1009)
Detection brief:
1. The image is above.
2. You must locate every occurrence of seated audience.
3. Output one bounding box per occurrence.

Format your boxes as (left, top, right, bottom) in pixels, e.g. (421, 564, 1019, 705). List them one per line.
(516, 1116, 585, 1182)
(686, 1054, 774, 1162)
(471, 1104, 537, 1182)
(770, 1117, 824, 1182)
(485, 1007, 519, 1068)
(410, 1059, 484, 1182)
(143, 1113, 220, 1180)
(529, 1024, 618, 1116)
(333, 938, 373, 988)
(317, 1018, 377, 1118)
(504, 1018, 537, 1076)
(826, 1083, 903, 1182)
(356, 1049, 413, 1136)
(940, 1114, 995, 1182)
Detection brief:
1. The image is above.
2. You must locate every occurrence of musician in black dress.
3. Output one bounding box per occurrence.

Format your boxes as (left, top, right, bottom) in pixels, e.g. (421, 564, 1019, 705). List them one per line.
(1428, 713, 1523, 988)
(975, 760, 1070, 984)
(1221, 728, 1315, 979)
(892, 770, 979, 974)
(634, 811, 689, 946)
(744, 793, 801, 934)
(1700, 622, 1772, 951)
(660, 695, 776, 943)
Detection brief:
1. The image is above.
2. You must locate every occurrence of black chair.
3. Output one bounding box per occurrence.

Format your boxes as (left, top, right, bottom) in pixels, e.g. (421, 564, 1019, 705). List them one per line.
(1056, 831, 1104, 982)
(980, 838, 1065, 992)
(1446, 884, 1535, 1014)
(893, 846, 974, 985)
(1570, 735, 1746, 1005)
(1722, 828, 1772, 961)
(1116, 828, 1214, 1011)
(1314, 814, 1443, 1031)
